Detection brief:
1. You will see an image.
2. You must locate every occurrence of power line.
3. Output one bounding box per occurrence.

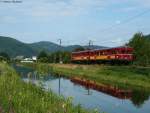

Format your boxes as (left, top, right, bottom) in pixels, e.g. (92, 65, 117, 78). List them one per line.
(54, 9, 150, 47)
(99, 8, 150, 33)
(91, 9, 150, 46)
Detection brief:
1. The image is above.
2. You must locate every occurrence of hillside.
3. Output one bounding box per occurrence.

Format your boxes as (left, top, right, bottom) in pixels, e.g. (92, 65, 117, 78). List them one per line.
(0, 36, 37, 57)
(30, 42, 106, 53)
(29, 41, 62, 53)
(145, 34, 150, 39)
(0, 36, 107, 57)
(30, 42, 83, 52)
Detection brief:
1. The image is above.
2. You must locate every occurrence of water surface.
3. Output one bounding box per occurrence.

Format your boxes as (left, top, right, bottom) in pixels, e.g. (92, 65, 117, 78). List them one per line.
(13, 64, 150, 113)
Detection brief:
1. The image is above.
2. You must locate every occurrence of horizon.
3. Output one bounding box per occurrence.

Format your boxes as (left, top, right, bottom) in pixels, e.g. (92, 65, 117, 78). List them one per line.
(0, 35, 108, 47)
(0, 0, 150, 47)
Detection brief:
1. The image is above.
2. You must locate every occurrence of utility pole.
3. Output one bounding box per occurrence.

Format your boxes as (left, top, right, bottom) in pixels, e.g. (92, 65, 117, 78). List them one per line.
(58, 74, 61, 95)
(58, 39, 62, 64)
(88, 40, 93, 50)
(53, 54, 56, 63)
(88, 40, 94, 64)
(57, 39, 62, 95)
(58, 39, 62, 46)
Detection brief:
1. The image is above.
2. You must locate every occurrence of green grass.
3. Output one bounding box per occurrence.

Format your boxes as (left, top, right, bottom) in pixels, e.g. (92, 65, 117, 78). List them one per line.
(0, 63, 99, 113)
(50, 64, 150, 89)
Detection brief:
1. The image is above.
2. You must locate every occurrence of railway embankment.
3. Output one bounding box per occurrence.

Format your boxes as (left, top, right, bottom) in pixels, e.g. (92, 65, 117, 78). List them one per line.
(50, 64, 150, 89)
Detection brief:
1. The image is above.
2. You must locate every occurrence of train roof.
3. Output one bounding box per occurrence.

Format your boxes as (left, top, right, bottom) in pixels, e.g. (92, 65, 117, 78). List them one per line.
(72, 46, 133, 54)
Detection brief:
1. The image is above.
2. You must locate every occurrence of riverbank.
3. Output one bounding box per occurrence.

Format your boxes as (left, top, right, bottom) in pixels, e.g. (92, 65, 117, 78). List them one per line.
(50, 64, 150, 89)
(0, 63, 97, 113)
(20, 63, 150, 90)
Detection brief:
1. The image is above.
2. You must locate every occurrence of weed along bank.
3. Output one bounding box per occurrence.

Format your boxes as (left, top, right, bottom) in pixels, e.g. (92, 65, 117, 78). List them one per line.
(1, 1, 150, 112)
(0, 63, 97, 113)
(14, 63, 150, 113)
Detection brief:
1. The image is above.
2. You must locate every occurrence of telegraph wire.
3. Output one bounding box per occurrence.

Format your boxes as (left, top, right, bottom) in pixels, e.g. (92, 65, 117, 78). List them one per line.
(99, 8, 150, 33)
(55, 9, 150, 47)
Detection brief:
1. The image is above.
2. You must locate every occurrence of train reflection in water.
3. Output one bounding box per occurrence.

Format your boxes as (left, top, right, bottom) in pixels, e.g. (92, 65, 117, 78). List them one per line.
(71, 77, 132, 99)
(13, 64, 150, 113)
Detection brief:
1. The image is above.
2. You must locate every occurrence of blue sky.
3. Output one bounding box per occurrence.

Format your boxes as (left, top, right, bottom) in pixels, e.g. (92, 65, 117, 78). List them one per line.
(0, 0, 150, 47)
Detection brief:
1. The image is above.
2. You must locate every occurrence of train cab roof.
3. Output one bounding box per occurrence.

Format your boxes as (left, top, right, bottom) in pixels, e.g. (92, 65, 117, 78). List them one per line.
(72, 46, 133, 54)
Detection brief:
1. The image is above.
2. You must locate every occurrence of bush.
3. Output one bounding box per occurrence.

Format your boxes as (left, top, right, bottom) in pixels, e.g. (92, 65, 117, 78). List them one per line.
(128, 32, 150, 66)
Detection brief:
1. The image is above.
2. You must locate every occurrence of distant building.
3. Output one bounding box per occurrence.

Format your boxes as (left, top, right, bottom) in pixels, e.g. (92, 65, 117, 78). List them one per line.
(20, 56, 37, 63)
(21, 58, 33, 63)
(32, 56, 37, 61)
(15, 56, 24, 60)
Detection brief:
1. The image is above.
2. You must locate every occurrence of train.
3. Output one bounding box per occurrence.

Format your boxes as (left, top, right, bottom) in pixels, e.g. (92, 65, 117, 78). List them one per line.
(71, 46, 134, 64)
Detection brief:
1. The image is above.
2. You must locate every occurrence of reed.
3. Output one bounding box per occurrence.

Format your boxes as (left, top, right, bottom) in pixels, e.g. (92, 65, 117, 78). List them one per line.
(0, 63, 98, 113)
(50, 64, 150, 89)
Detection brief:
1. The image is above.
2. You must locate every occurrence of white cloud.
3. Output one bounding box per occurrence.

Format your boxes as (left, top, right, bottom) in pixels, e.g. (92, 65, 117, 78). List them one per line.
(0, 16, 17, 24)
(1, 0, 150, 19)
(136, 0, 150, 7)
(24, 0, 150, 18)
(1, 0, 150, 46)
(15, 0, 109, 18)
(115, 20, 121, 24)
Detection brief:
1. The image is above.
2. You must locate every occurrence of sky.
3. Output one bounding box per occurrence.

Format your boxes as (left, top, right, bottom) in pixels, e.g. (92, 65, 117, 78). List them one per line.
(0, 0, 150, 47)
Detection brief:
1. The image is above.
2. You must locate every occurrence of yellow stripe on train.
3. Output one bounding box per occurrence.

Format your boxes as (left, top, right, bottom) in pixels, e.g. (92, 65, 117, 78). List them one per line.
(96, 56, 108, 60)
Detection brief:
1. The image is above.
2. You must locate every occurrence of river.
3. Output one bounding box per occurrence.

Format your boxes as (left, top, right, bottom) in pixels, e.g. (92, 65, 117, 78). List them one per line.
(13, 64, 150, 113)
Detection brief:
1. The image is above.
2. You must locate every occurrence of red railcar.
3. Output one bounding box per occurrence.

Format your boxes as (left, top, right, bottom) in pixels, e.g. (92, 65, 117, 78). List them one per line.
(71, 46, 134, 63)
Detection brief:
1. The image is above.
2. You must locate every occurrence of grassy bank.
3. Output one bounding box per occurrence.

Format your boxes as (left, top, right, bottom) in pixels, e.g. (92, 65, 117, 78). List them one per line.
(50, 64, 150, 89)
(0, 63, 98, 113)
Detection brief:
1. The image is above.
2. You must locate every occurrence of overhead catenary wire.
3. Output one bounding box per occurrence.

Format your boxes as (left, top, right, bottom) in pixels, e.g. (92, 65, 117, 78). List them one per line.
(55, 9, 150, 47)
(90, 8, 150, 46)
(98, 8, 150, 33)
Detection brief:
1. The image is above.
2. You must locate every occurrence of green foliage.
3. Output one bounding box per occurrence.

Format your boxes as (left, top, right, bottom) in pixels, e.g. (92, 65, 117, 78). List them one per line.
(50, 64, 150, 106)
(36, 63, 52, 75)
(0, 63, 94, 113)
(73, 47, 85, 52)
(128, 32, 150, 66)
(29, 41, 62, 53)
(0, 36, 37, 57)
(49, 51, 71, 63)
(0, 36, 105, 59)
(0, 56, 7, 62)
(51, 64, 150, 89)
(30, 42, 105, 53)
(37, 51, 49, 63)
(37, 51, 71, 63)
(0, 52, 10, 61)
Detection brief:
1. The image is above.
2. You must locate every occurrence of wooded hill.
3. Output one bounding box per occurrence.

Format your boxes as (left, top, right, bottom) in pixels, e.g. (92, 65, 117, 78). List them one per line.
(0, 36, 105, 57)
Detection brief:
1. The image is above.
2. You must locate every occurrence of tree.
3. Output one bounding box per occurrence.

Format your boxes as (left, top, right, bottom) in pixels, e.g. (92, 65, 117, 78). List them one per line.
(37, 51, 49, 63)
(48, 51, 71, 63)
(74, 47, 85, 52)
(61, 51, 71, 63)
(128, 32, 150, 66)
(0, 52, 10, 62)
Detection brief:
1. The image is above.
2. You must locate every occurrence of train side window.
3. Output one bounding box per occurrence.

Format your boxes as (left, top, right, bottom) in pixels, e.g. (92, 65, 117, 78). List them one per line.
(99, 52, 101, 56)
(114, 50, 116, 54)
(96, 52, 99, 56)
(122, 50, 125, 54)
(102, 52, 104, 55)
(103, 51, 106, 55)
(107, 51, 110, 55)
(112, 50, 115, 54)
